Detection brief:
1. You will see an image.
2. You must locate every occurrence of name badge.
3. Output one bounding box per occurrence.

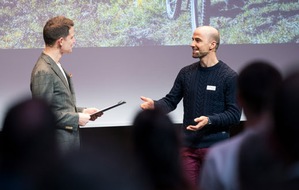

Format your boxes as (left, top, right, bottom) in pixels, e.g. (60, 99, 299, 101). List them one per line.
(207, 85, 216, 91)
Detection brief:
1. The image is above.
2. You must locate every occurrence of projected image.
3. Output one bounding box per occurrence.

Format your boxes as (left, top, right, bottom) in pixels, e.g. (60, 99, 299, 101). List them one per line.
(167, 0, 299, 44)
(0, 0, 298, 49)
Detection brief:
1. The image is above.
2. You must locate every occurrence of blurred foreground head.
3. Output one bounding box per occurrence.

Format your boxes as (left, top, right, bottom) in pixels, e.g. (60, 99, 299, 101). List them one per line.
(132, 109, 192, 190)
(238, 67, 299, 190)
(132, 109, 180, 161)
(0, 97, 57, 170)
(273, 69, 299, 161)
(237, 60, 282, 117)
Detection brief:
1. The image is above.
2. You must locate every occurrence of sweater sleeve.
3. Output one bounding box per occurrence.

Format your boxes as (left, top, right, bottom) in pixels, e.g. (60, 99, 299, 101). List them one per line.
(154, 69, 184, 113)
(208, 73, 241, 127)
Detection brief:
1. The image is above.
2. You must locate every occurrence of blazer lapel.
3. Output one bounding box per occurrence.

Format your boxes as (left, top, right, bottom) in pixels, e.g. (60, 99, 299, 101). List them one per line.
(65, 71, 77, 108)
(64, 68, 75, 94)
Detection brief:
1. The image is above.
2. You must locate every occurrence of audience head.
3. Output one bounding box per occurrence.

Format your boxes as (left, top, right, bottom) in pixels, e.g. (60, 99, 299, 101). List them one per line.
(132, 109, 191, 190)
(0, 97, 58, 189)
(0, 97, 58, 171)
(237, 60, 282, 120)
(132, 109, 180, 160)
(273, 69, 299, 161)
(238, 64, 299, 190)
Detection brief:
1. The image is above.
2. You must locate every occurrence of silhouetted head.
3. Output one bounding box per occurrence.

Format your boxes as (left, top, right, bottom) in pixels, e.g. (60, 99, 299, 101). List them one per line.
(238, 67, 299, 190)
(132, 109, 190, 190)
(273, 69, 299, 161)
(238, 60, 282, 116)
(0, 97, 57, 170)
(132, 109, 180, 162)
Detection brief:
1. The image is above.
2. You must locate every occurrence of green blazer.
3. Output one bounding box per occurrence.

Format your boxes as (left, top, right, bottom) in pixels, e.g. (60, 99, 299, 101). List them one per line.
(31, 53, 84, 131)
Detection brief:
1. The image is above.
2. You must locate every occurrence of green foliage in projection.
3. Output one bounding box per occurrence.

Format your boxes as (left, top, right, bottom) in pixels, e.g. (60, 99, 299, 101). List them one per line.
(0, 0, 298, 49)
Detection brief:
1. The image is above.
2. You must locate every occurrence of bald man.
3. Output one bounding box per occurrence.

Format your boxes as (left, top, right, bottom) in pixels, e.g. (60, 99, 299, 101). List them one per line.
(140, 26, 241, 187)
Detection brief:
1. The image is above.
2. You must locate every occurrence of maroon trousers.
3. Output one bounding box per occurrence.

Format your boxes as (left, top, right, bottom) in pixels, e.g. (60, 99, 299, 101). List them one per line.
(181, 147, 209, 188)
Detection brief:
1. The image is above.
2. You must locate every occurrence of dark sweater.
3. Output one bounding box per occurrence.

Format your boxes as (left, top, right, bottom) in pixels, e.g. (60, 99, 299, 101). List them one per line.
(155, 60, 241, 148)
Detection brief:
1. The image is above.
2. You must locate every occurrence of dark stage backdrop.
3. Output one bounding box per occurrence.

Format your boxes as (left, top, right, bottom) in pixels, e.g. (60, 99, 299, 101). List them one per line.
(1, 0, 298, 130)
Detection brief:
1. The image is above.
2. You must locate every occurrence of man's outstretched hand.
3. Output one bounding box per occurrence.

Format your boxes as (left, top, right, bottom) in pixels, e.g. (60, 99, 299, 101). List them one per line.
(140, 96, 155, 110)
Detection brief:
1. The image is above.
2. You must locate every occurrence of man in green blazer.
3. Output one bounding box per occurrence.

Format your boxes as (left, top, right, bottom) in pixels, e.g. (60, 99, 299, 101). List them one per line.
(31, 16, 102, 153)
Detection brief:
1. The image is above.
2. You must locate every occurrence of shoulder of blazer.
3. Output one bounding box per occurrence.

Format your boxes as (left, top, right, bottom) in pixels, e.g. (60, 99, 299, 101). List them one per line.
(40, 53, 71, 91)
(39, 53, 62, 77)
(40, 53, 56, 67)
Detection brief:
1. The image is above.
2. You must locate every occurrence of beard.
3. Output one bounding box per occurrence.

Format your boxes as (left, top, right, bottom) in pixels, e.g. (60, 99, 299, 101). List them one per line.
(193, 50, 209, 59)
(198, 51, 209, 59)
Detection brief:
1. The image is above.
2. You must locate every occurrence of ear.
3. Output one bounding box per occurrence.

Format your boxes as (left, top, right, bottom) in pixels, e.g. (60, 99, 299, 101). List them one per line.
(57, 37, 63, 47)
(209, 40, 217, 50)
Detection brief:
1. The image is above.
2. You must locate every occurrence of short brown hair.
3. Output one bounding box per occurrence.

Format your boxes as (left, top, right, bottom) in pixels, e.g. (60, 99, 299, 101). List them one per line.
(43, 16, 74, 46)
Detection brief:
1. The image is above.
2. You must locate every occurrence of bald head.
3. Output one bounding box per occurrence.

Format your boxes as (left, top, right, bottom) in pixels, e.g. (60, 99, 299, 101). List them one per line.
(195, 26, 220, 50)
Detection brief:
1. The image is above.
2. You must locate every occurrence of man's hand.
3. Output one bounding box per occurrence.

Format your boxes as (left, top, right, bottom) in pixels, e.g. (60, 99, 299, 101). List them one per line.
(83, 108, 99, 114)
(186, 116, 209, 131)
(90, 111, 103, 121)
(140, 96, 154, 110)
(78, 113, 91, 126)
(83, 108, 103, 121)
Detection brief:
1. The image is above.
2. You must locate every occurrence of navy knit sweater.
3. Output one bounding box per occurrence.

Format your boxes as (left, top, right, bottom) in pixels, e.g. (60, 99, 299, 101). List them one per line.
(155, 60, 241, 148)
